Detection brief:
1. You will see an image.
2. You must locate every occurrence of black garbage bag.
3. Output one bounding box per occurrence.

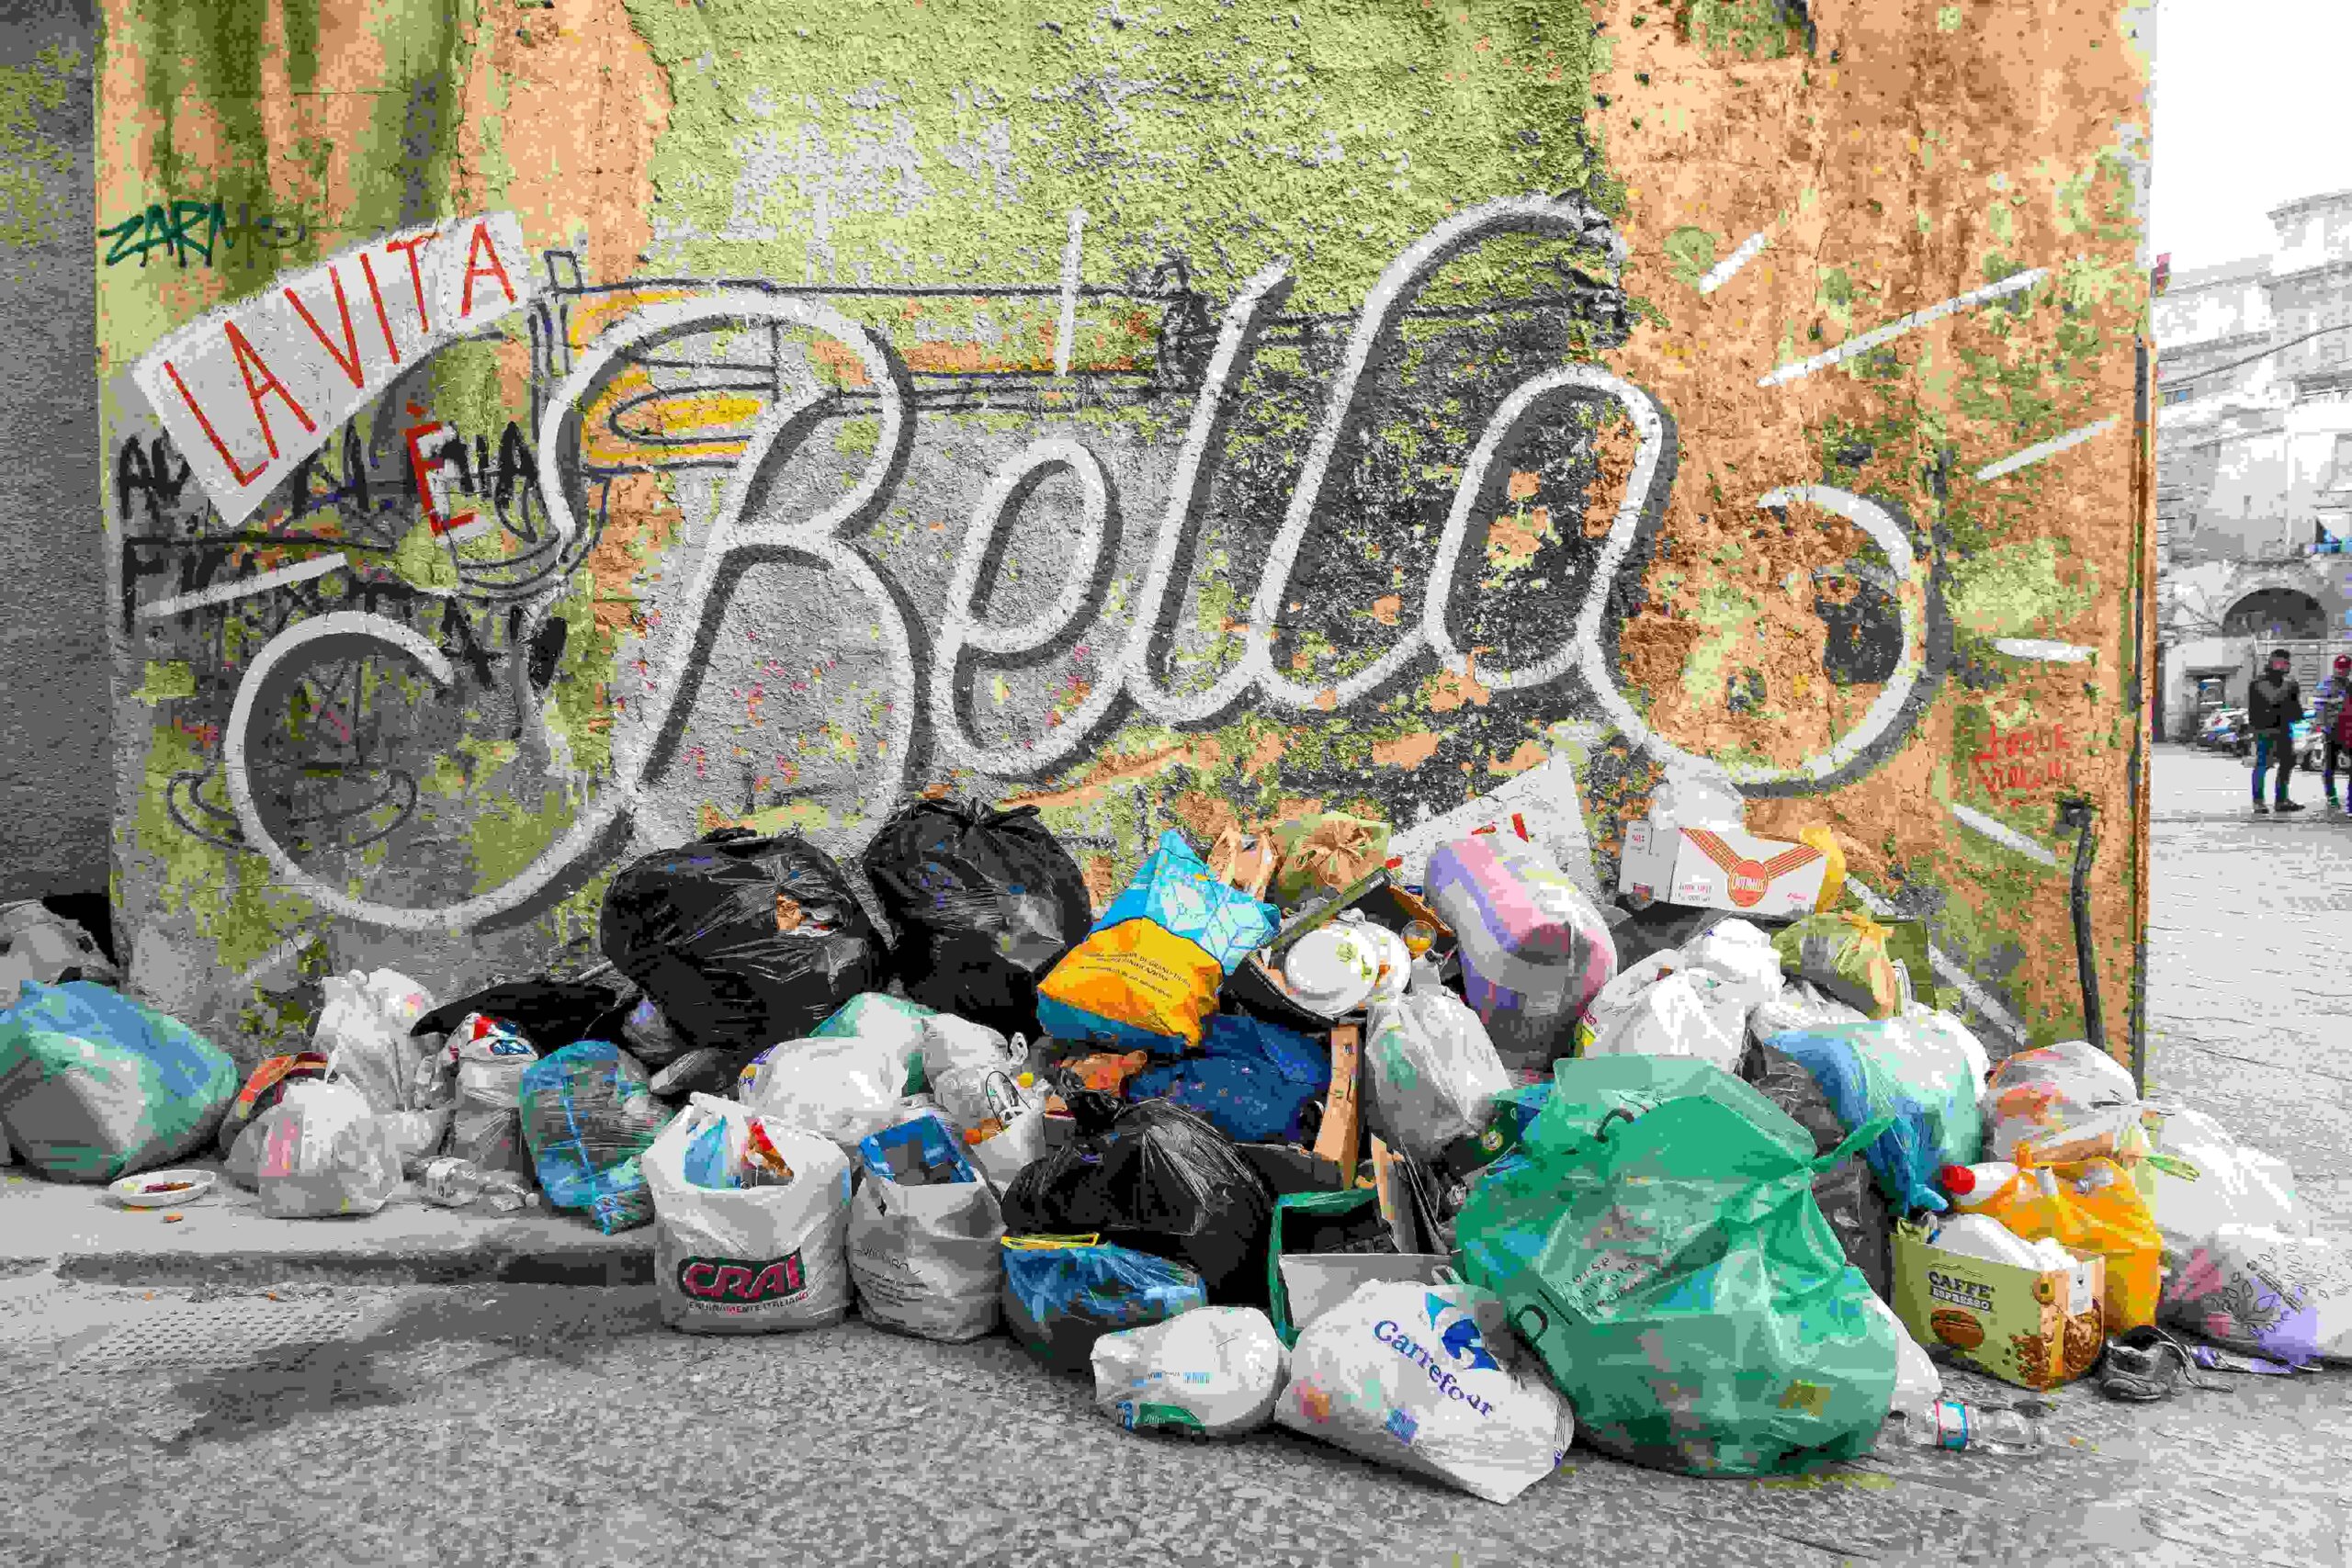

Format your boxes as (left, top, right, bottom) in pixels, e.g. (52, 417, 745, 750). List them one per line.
(1739, 1040, 1849, 1156)
(1742, 1039, 1892, 1299)
(860, 799, 1091, 1037)
(1001, 1097, 1275, 1305)
(410, 970, 635, 1048)
(598, 829, 883, 1073)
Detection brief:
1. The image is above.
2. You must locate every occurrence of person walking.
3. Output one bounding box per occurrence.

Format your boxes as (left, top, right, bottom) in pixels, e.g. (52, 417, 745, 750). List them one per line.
(2318, 654, 2352, 815)
(2248, 647, 2307, 816)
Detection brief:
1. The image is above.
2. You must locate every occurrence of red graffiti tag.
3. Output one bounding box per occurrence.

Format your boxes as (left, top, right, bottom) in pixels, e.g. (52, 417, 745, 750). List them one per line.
(1971, 722, 2070, 797)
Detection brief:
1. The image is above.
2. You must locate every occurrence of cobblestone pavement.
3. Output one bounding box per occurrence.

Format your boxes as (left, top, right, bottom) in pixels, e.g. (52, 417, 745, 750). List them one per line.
(0, 747, 2343, 1568)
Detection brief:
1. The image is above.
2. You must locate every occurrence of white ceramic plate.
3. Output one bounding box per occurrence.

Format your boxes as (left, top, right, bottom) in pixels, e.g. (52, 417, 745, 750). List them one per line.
(110, 1169, 215, 1208)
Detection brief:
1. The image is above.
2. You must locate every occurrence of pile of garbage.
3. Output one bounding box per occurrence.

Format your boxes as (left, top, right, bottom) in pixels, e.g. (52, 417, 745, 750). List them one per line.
(1, 787, 2341, 1502)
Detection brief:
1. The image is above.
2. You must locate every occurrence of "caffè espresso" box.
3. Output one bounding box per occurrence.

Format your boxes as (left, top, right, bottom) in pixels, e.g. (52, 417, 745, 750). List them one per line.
(1891, 1224, 2108, 1391)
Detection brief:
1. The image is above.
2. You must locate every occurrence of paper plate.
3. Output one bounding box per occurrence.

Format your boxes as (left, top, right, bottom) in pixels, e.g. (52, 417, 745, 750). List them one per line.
(1283, 926, 1381, 1017)
(110, 1169, 216, 1208)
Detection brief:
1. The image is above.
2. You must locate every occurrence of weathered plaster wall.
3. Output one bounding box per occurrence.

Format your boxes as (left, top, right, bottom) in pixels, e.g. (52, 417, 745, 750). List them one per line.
(96, 0, 2156, 1073)
(0, 0, 107, 903)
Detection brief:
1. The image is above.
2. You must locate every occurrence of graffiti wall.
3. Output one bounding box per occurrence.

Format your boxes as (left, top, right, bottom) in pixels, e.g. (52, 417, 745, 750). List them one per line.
(97, 0, 2156, 1070)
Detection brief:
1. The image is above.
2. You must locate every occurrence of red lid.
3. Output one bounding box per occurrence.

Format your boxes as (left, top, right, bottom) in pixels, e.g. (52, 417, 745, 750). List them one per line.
(1939, 1163, 1976, 1194)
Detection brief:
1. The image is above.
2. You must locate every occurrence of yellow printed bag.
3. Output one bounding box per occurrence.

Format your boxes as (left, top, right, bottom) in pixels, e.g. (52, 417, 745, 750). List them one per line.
(1035, 831, 1279, 1054)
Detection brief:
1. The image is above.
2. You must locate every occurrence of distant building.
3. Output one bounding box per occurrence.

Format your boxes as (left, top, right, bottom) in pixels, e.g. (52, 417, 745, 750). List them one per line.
(2155, 189, 2352, 737)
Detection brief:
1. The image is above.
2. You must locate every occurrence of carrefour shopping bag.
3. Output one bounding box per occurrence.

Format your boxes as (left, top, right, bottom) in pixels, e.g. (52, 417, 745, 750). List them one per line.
(1456, 1055, 1898, 1478)
(1272, 1277, 1574, 1505)
(644, 1094, 854, 1334)
(1036, 831, 1278, 1054)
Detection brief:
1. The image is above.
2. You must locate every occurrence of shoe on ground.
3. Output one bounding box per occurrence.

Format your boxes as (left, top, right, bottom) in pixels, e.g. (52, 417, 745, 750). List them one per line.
(2254, 803, 2271, 815)
(2278, 800, 2307, 814)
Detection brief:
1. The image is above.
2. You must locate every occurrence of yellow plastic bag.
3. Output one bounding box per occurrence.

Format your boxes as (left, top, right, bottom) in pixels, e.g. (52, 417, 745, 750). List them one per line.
(1036, 919, 1229, 1053)
(1771, 911, 1901, 1020)
(1971, 1156, 2164, 1334)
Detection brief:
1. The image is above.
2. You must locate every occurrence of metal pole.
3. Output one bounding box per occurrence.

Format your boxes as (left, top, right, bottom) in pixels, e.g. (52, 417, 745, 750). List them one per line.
(2056, 795, 2108, 1056)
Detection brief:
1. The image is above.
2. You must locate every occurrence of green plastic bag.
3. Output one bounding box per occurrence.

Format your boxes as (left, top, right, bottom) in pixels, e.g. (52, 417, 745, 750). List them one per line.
(0, 980, 237, 1182)
(1456, 1055, 1898, 1478)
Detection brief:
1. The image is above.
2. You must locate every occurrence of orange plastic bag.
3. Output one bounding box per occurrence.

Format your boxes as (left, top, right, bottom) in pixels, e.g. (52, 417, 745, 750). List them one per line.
(1973, 1156, 2163, 1334)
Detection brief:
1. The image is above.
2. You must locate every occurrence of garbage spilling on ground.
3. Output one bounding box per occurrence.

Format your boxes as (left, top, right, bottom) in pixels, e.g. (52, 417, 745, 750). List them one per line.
(0, 795, 2342, 1502)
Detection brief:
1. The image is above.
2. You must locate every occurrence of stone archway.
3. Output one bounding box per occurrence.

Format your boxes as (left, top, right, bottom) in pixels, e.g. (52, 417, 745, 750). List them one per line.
(2222, 585, 2327, 638)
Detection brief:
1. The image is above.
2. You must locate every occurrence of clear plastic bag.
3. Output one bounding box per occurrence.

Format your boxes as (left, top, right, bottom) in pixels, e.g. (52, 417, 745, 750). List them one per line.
(735, 1033, 906, 1150)
(1362, 989, 1511, 1162)
(518, 1042, 671, 1235)
(254, 1077, 404, 1218)
(313, 968, 436, 1116)
(1981, 1038, 2142, 1164)
(1000, 1236, 1208, 1372)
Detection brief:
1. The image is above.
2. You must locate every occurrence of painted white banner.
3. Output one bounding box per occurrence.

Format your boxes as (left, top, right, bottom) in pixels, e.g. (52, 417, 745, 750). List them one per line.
(130, 212, 534, 526)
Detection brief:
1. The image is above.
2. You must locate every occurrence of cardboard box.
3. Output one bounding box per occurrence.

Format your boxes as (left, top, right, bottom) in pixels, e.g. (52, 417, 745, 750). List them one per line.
(1617, 819, 1831, 918)
(1311, 1022, 1364, 1179)
(1892, 1224, 2108, 1391)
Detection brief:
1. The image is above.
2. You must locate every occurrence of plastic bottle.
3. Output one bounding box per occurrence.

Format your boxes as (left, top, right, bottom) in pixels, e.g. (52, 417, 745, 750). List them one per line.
(1890, 1399, 2046, 1455)
(1939, 1162, 2020, 1210)
(1927, 1213, 2044, 1269)
(420, 1156, 485, 1208)
(980, 1069, 1024, 1123)
(420, 1157, 538, 1213)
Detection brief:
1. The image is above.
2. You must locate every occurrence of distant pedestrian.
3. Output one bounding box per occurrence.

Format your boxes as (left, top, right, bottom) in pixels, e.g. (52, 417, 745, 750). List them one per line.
(2248, 647, 2306, 816)
(2318, 654, 2352, 815)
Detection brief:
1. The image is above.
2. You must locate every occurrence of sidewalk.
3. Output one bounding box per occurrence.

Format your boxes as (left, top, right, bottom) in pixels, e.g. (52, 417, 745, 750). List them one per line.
(0, 1156, 652, 1287)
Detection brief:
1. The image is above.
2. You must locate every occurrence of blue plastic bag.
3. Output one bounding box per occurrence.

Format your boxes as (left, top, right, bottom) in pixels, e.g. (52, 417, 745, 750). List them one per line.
(518, 1042, 673, 1233)
(1762, 1016, 1986, 1213)
(1127, 1014, 1329, 1144)
(1001, 1236, 1208, 1371)
(0, 980, 236, 1181)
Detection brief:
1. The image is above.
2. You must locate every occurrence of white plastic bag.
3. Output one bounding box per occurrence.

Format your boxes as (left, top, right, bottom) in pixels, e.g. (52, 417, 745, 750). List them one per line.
(1577, 956, 1747, 1074)
(848, 1170, 1006, 1342)
(254, 1077, 405, 1218)
(1362, 990, 1510, 1161)
(1273, 1279, 1573, 1505)
(1093, 1306, 1289, 1438)
(737, 1033, 905, 1149)
(313, 968, 435, 1115)
(967, 1094, 1049, 1189)
(644, 1093, 854, 1334)
(1682, 919, 1784, 1013)
(1747, 977, 1865, 1043)
(1647, 769, 1746, 831)
(2162, 1224, 2351, 1366)
(819, 992, 933, 1089)
(2148, 1107, 2308, 1257)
